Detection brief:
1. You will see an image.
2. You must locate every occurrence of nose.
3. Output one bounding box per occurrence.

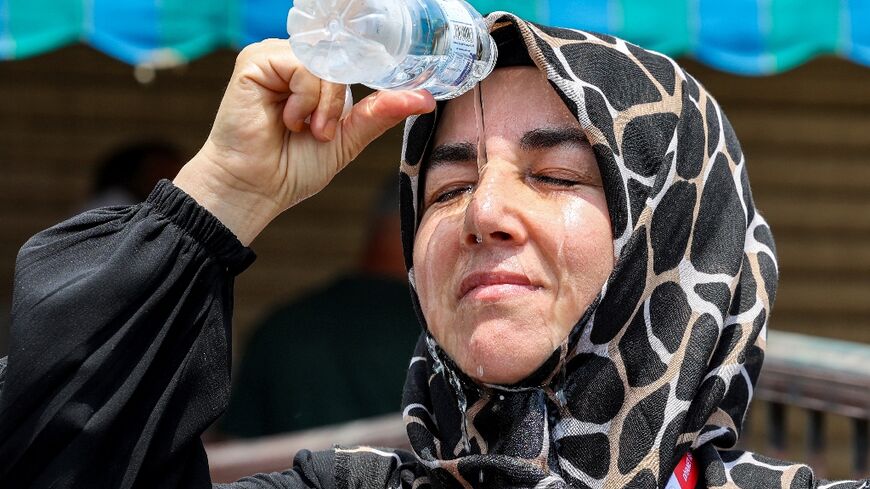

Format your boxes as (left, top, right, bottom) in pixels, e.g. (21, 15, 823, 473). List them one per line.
(462, 169, 528, 247)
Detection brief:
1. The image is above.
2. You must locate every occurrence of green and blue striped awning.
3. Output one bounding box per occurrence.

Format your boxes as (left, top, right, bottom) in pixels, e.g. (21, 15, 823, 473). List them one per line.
(1, 0, 868, 75)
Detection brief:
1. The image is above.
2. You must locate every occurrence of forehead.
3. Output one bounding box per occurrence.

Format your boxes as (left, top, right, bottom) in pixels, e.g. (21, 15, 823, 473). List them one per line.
(434, 66, 580, 145)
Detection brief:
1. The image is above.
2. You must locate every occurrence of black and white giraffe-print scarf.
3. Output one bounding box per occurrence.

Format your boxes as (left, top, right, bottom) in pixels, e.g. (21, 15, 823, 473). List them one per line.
(335, 12, 868, 489)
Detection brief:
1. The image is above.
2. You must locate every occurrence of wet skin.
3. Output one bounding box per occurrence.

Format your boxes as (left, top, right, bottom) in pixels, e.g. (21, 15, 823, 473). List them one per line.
(413, 67, 615, 385)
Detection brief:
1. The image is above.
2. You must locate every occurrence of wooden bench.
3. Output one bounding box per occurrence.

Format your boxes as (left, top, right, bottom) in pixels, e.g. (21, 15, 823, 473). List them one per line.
(754, 330, 869, 476)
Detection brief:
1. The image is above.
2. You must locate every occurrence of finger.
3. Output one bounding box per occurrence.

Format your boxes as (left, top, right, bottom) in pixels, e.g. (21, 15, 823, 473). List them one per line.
(282, 67, 322, 132)
(339, 89, 436, 162)
(309, 81, 348, 142)
(234, 39, 300, 94)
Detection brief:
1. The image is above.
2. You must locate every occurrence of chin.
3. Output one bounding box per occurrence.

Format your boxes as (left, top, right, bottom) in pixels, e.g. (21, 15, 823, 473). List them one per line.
(457, 318, 556, 385)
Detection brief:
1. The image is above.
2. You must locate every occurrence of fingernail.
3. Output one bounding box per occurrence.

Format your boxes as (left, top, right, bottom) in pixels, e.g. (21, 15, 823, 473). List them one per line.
(324, 118, 337, 140)
(290, 120, 305, 133)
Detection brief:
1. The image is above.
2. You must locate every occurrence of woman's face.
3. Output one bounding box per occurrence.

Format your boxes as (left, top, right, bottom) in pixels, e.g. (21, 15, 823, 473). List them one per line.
(412, 67, 615, 385)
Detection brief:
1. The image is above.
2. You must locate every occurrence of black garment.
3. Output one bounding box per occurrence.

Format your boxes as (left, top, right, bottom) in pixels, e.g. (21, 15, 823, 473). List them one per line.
(0, 181, 337, 488)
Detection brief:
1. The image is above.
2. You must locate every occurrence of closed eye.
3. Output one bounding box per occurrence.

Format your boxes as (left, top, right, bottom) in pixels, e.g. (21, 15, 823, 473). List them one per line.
(433, 184, 473, 204)
(533, 175, 578, 187)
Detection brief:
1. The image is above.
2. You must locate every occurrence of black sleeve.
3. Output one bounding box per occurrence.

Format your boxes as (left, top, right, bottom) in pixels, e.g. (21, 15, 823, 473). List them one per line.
(216, 450, 337, 489)
(0, 181, 335, 489)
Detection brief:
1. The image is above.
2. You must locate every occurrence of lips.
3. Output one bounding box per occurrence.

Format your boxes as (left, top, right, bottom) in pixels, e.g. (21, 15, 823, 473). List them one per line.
(458, 271, 539, 300)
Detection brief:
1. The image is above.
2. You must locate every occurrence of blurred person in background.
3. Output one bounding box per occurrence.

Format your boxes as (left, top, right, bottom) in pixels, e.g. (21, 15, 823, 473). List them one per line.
(80, 140, 185, 211)
(220, 177, 419, 437)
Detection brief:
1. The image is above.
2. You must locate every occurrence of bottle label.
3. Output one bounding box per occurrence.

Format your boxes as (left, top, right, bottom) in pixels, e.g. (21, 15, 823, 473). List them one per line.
(434, 0, 477, 86)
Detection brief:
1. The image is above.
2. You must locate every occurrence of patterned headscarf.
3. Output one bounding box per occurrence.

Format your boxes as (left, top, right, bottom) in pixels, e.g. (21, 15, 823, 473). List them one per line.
(336, 12, 864, 489)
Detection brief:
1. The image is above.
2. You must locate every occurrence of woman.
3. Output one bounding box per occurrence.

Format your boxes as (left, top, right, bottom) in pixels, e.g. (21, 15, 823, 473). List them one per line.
(0, 12, 864, 489)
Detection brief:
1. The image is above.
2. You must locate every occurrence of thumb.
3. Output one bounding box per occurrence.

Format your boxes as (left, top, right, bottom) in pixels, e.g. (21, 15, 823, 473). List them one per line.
(339, 89, 436, 161)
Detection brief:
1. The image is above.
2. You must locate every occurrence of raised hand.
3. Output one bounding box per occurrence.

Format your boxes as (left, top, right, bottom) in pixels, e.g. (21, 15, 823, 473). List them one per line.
(173, 39, 435, 245)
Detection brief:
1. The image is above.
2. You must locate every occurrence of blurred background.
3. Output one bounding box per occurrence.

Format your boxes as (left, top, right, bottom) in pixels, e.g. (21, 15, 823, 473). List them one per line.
(0, 0, 867, 482)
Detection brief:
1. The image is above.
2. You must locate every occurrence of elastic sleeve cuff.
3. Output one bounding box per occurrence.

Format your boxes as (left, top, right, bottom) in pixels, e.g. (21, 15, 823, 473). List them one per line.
(145, 179, 257, 274)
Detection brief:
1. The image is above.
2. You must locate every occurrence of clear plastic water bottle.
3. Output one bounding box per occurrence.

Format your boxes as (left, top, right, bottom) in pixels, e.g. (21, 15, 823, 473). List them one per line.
(286, 0, 497, 100)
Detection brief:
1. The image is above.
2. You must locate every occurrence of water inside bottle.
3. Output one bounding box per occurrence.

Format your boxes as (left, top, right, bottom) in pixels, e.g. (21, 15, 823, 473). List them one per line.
(288, 0, 495, 99)
(288, 0, 406, 83)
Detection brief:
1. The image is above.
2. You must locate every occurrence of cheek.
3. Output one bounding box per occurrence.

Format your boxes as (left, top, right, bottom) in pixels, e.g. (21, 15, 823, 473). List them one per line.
(411, 230, 433, 307)
(412, 212, 464, 329)
(551, 196, 614, 305)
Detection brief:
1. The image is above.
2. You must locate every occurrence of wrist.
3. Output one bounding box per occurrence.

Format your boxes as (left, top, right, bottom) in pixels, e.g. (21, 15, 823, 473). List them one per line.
(173, 151, 281, 246)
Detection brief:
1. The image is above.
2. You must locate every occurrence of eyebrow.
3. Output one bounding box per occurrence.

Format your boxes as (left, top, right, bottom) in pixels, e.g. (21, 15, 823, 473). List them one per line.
(428, 127, 590, 168)
(428, 142, 476, 168)
(519, 127, 590, 151)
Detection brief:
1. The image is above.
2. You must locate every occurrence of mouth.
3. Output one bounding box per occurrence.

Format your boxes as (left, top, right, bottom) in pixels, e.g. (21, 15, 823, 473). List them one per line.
(458, 271, 540, 301)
